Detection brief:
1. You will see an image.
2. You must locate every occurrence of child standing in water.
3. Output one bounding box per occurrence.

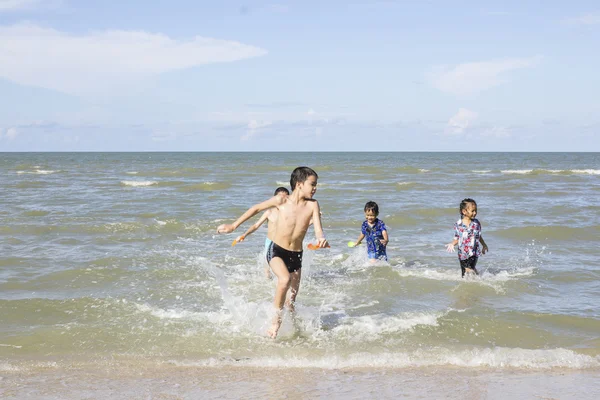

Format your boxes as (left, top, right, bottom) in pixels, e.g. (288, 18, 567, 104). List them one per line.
(234, 187, 290, 279)
(446, 198, 489, 277)
(217, 167, 328, 339)
(352, 201, 389, 262)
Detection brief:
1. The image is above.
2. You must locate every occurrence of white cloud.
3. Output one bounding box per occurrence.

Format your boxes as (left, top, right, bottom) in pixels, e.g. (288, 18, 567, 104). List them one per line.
(242, 120, 272, 141)
(427, 56, 541, 96)
(5, 127, 19, 139)
(0, 0, 61, 11)
(446, 108, 477, 135)
(0, 23, 267, 95)
(1, 0, 37, 11)
(564, 13, 600, 25)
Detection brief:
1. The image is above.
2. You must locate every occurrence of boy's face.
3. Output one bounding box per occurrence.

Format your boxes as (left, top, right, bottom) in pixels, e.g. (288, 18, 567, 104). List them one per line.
(365, 210, 378, 224)
(462, 203, 477, 219)
(299, 175, 317, 198)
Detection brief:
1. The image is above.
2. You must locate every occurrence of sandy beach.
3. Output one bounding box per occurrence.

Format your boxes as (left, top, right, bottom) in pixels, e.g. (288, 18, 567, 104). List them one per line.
(2, 363, 600, 399)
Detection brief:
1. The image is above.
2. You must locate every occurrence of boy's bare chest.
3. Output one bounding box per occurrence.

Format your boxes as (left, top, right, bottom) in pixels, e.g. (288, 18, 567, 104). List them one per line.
(279, 203, 312, 223)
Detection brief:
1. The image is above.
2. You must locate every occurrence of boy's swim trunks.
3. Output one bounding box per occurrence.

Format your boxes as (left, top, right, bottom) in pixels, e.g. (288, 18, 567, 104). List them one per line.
(266, 242, 303, 273)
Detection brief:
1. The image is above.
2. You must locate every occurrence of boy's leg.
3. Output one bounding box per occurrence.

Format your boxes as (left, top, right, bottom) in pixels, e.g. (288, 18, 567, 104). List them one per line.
(285, 269, 302, 313)
(264, 262, 272, 280)
(267, 257, 291, 338)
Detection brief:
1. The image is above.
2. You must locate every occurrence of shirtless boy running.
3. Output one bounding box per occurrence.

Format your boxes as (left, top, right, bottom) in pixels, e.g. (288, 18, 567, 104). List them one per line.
(217, 167, 328, 338)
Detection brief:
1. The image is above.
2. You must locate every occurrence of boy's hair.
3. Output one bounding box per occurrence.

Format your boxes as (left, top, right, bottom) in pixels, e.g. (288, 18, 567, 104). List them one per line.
(364, 201, 379, 215)
(290, 166, 318, 190)
(274, 186, 290, 196)
(459, 198, 477, 215)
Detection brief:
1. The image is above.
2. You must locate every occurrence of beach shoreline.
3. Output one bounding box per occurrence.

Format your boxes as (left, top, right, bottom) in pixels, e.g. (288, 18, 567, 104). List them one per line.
(2, 363, 599, 399)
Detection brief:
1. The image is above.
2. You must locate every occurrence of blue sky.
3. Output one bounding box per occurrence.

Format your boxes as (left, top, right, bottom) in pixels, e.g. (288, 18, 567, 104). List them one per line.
(0, 0, 599, 151)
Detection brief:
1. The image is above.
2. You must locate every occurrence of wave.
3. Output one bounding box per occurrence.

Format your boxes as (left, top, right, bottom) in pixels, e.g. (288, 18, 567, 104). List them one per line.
(392, 166, 429, 174)
(120, 180, 158, 187)
(181, 347, 600, 369)
(396, 182, 418, 189)
(16, 169, 60, 175)
(0, 220, 216, 236)
(500, 169, 600, 176)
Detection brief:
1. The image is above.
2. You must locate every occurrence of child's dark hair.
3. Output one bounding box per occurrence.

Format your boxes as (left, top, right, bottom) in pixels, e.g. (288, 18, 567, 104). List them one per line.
(290, 166, 318, 190)
(364, 201, 379, 215)
(459, 198, 477, 215)
(274, 187, 290, 196)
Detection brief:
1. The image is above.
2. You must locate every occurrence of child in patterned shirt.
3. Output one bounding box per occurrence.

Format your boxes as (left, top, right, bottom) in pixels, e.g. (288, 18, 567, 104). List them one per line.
(352, 201, 389, 262)
(446, 198, 489, 277)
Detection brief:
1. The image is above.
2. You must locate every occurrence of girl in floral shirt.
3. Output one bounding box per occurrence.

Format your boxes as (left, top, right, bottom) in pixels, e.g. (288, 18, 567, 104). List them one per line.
(446, 198, 489, 277)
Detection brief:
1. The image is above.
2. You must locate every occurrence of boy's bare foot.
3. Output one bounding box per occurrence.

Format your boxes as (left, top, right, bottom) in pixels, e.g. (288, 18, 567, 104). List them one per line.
(267, 311, 282, 338)
(267, 321, 281, 339)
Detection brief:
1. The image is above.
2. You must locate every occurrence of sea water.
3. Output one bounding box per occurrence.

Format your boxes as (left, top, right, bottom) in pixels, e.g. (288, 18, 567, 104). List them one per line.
(1, 152, 599, 397)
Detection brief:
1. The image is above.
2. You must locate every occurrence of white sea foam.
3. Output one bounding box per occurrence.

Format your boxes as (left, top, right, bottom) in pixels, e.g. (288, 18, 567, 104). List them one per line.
(501, 169, 533, 174)
(126, 171, 138, 175)
(571, 169, 600, 175)
(173, 347, 600, 370)
(499, 169, 600, 175)
(120, 180, 158, 187)
(329, 311, 443, 339)
(17, 169, 58, 174)
(135, 303, 230, 323)
(0, 363, 22, 371)
(472, 170, 491, 173)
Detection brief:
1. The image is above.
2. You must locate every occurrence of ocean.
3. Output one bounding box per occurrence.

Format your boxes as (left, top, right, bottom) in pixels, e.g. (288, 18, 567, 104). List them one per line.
(1, 152, 599, 399)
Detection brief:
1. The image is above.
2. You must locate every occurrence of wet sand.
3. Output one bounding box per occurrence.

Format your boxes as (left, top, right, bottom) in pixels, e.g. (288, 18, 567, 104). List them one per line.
(2, 364, 599, 399)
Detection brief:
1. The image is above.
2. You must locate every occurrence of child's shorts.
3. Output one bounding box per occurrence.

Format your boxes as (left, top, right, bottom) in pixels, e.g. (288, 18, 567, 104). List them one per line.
(459, 256, 479, 277)
(266, 242, 303, 273)
(368, 250, 387, 261)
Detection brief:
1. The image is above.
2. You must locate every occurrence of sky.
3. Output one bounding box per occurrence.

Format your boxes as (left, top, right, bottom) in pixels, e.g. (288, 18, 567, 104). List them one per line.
(0, 0, 599, 151)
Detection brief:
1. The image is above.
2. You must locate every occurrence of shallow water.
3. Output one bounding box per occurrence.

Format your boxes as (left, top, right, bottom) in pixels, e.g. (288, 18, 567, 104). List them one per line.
(1, 152, 599, 377)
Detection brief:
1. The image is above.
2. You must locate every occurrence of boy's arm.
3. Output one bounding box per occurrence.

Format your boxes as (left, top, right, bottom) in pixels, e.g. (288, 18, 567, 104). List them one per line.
(236, 210, 270, 242)
(354, 233, 365, 246)
(311, 201, 328, 248)
(217, 197, 281, 234)
(381, 229, 389, 246)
